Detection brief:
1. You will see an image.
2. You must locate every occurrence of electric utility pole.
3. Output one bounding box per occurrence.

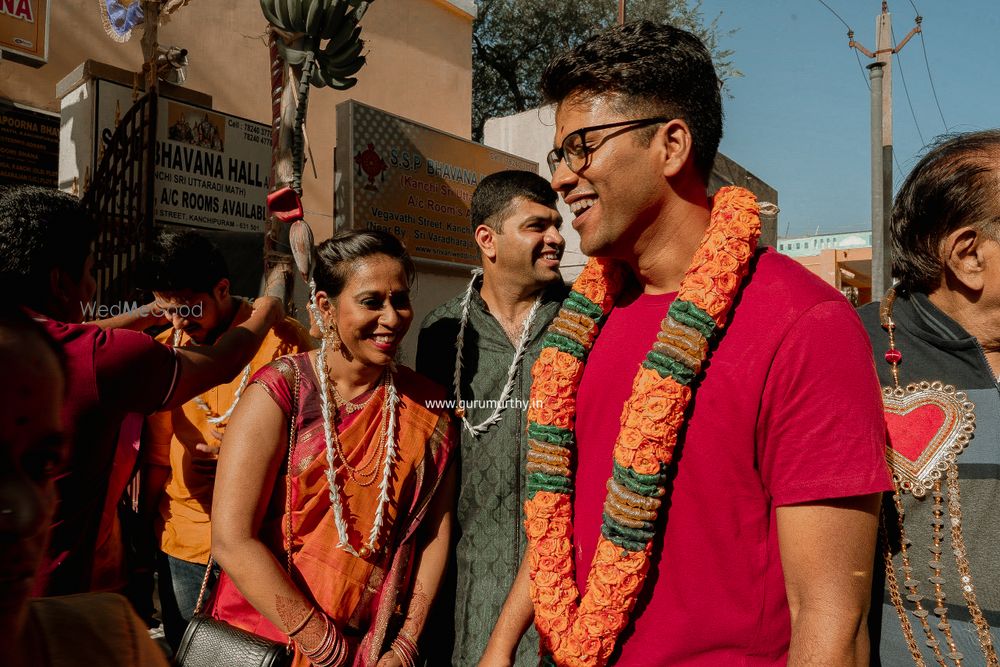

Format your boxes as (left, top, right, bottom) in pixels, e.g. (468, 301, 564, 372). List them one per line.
(618, 0, 626, 26)
(849, 1, 921, 298)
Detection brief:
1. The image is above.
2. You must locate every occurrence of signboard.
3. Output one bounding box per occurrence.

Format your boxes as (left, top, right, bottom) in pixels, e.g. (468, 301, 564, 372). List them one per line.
(335, 100, 536, 268)
(0, 102, 57, 187)
(96, 80, 271, 234)
(0, 0, 49, 65)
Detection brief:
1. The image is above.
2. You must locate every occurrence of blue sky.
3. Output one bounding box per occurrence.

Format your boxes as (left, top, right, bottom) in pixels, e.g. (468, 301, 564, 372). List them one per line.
(697, 0, 1000, 238)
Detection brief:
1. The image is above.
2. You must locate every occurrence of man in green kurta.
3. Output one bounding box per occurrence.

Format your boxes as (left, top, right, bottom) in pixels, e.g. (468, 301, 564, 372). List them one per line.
(417, 170, 567, 666)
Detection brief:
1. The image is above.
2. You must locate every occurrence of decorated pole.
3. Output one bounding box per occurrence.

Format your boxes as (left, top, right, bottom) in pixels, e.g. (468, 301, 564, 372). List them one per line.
(260, 0, 374, 306)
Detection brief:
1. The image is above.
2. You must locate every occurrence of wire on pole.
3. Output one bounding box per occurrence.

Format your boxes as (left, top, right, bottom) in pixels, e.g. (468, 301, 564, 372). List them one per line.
(918, 31, 948, 131)
(891, 24, 925, 145)
(817, 0, 852, 31)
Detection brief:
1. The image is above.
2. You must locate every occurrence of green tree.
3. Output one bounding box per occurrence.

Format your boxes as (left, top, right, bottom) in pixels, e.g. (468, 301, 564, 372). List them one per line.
(472, 0, 739, 140)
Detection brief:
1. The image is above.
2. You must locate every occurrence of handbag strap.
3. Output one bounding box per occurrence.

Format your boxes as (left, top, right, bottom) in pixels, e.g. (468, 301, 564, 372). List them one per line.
(191, 356, 302, 616)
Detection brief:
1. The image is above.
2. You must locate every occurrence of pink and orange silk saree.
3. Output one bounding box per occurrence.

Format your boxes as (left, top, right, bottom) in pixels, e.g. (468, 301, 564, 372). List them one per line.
(209, 353, 456, 666)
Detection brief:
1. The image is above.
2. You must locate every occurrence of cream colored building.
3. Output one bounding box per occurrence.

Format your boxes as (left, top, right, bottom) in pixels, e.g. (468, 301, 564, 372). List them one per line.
(0, 0, 476, 239)
(1, 0, 477, 364)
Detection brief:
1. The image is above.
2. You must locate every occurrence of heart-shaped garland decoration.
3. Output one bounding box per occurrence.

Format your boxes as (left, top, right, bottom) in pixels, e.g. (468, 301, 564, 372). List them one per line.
(882, 380, 975, 498)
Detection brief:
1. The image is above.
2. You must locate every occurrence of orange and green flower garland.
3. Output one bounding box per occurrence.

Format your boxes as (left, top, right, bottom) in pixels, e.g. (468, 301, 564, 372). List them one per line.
(524, 186, 762, 667)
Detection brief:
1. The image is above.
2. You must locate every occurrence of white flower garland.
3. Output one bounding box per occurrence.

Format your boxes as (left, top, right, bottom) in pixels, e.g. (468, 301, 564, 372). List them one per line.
(453, 268, 541, 437)
(173, 328, 252, 426)
(311, 280, 399, 557)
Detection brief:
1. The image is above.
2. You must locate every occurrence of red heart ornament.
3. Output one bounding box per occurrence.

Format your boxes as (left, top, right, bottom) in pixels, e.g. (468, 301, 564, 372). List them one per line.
(881, 381, 976, 497)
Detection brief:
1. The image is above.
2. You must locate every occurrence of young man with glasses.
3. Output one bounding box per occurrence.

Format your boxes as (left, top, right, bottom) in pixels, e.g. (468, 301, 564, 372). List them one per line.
(484, 22, 892, 666)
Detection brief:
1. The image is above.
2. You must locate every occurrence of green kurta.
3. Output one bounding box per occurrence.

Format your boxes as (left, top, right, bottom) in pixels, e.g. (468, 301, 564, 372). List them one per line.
(416, 276, 566, 666)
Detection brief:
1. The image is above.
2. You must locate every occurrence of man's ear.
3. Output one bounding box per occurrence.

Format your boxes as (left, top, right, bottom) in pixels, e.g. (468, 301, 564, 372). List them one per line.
(213, 277, 231, 301)
(655, 118, 694, 179)
(475, 224, 498, 262)
(941, 226, 988, 292)
(49, 267, 73, 308)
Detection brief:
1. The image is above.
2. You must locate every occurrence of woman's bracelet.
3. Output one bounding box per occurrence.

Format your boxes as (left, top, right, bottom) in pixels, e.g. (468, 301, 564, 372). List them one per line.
(390, 628, 418, 667)
(287, 606, 316, 637)
(296, 613, 348, 667)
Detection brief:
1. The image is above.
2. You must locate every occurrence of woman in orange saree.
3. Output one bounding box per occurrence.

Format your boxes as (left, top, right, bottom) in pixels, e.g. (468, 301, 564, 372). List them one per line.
(209, 231, 456, 667)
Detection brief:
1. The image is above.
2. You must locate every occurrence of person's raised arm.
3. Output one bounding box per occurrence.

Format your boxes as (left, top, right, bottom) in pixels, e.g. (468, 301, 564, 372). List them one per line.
(164, 296, 284, 409)
(378, 457, 457, 667)
(210, 382, 334, 656)
(778, 493, 881, 667)
(478, 548, 534, 667)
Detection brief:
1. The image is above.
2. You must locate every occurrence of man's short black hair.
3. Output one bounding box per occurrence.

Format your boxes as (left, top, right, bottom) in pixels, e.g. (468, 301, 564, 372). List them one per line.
(472, 170, 557, 234)
(0, 186, 98, 312)
(891, 130, 1000, 293)
(138, 229, 229, 294)
(540, 20, 723, 183)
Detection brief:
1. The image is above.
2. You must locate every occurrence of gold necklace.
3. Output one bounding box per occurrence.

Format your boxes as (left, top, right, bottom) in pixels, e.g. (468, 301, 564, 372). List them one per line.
(325, 368, 389, 486)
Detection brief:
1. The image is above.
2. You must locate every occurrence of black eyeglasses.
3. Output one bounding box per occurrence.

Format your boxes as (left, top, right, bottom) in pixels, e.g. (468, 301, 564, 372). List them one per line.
(546, 116, 669, 176)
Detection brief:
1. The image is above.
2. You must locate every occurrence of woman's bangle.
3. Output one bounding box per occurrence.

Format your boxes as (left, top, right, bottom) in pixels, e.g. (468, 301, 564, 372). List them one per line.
(296, 613, 348, 667)
(390, 628, 418, 667)
(287, 606, 316, 637)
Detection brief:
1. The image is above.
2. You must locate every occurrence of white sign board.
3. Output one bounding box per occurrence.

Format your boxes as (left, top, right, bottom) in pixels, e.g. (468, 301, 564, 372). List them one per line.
(96, 81, 271, 233)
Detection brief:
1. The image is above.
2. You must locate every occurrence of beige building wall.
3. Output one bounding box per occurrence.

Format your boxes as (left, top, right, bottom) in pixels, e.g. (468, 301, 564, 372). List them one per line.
(0, 0, 475, 242)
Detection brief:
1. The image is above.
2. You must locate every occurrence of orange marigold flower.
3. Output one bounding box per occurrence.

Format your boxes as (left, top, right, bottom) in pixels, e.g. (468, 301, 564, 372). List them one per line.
(592, 563, 623, 586)
(526, 518, 549, 540)
(536, 537, 562, 557)
(547, 517, 571, 539)
(578, 613, 610, 640)
(643, 396, 670, 420)
(632, 449, 662, 475)
(539, 379, 560, 398)
(551, 410, 573, 430)
(551, 614, 570, 633)
(595, 538, 622, 562)
(714, 250, 740, 274)
(538, 555, 559, 572)
(581, 637, 603, 659)
(680, 272, 714, 301)
(636, 416, 667, 442)
(537, 406, 557, 427)
(614, 448, 635, 469)
(563, 636, 585, 662)
(589, 580, 615, 608)
(612, 547, 648, 574)
(536, 570, 561, 591)
(724, 237, 752, 263)
(713, 270, 740, 296)
(618, 427, 644, 451)
(573, 258, 626, 312)
(553, 350, 583, 376)
(618, 573, 641, 595)
(532, 491, 563, 512)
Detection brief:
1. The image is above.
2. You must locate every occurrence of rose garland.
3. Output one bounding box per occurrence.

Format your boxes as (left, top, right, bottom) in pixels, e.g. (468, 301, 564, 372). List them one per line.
(524, 186, 761, 667)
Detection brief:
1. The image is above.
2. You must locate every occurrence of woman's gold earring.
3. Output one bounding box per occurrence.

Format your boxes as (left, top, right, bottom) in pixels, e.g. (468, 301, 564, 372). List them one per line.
(326, 323, 342, 351)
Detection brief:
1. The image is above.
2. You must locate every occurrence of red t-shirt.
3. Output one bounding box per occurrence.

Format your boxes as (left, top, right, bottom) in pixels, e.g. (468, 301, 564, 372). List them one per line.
(573, 250, 891, 666)
(36, 316, 178, 595)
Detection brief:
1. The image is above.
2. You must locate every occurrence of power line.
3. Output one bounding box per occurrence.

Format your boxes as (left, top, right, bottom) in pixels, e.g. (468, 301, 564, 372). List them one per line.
(816, 0, 851, 31)
(918, 30, 948, 131)
(815, 1, 869, 88)
(891, 24, 925, 145)
(904, 0, 948, 131)
(854, 48, 870, 90)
